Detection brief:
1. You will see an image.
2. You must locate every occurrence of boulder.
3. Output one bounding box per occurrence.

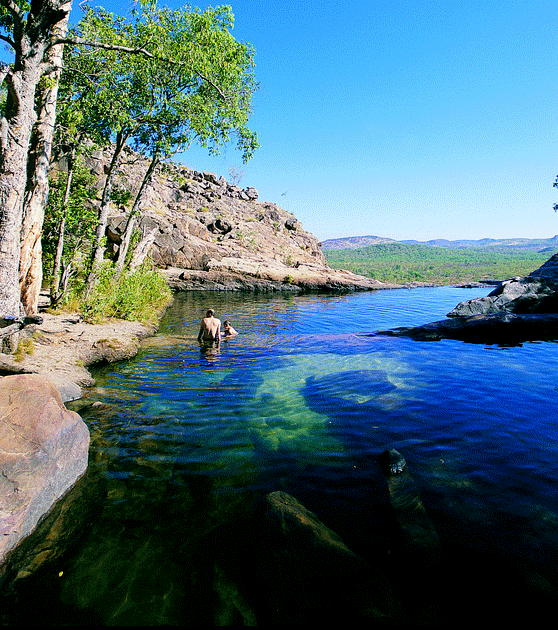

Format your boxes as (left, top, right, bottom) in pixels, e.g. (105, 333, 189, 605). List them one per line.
(449, 253, 558, 317)
(0, 374, 90, 564)
(252, 490, 405, 625)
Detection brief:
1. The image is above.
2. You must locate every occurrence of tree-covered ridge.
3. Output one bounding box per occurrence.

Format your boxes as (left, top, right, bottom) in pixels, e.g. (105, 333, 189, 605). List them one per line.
(324, 242, 558, 285)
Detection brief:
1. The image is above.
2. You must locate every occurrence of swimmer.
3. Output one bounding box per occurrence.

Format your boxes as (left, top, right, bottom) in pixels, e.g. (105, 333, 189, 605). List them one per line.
(198, 308, 221, 342)
(222, 320, 238, 337)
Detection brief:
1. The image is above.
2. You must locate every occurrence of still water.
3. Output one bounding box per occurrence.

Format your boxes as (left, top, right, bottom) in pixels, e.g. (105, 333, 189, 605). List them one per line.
(3, 286, 558, 624)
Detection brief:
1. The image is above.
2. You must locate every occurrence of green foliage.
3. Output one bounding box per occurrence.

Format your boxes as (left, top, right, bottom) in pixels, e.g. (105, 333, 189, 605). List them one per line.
(325, 242, 558, 285)
(69, 263, 173, 325)
(63, 4, 259, 164)
(42, 157, 97, 279)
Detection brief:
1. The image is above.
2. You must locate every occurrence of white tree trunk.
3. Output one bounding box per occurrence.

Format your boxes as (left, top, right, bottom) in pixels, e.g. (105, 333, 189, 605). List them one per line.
(0, 1, 74, 351)
(20, 13, 69, 314)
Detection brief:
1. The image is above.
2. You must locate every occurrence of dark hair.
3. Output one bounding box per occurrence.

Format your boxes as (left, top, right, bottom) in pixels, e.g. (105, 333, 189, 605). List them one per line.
(206, 309, 215, 316)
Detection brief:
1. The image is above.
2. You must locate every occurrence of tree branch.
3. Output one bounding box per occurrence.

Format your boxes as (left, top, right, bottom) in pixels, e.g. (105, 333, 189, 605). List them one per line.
(50, 37, 230, 102)
(0, 34, 15, 49)
(0, 0, 24, 22)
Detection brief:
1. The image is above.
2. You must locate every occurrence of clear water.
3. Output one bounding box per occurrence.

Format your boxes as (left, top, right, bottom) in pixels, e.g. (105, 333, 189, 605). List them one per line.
(3, 286, 558, 624)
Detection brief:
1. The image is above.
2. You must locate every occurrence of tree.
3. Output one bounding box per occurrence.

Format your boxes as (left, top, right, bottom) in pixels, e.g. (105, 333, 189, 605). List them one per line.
(0, 1, 259, 351)
(0, 0, 73, 349)
(59, 4, 259, 289)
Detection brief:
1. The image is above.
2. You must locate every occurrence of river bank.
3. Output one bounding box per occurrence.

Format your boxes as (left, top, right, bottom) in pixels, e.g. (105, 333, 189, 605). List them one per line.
(0, 307, 157, 403)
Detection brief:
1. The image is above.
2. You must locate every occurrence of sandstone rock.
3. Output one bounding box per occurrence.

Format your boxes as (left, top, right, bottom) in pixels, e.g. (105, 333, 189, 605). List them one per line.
(0, 374, 90, 564)
(252, 490, 405, 625)
(449, 253, 558, 317)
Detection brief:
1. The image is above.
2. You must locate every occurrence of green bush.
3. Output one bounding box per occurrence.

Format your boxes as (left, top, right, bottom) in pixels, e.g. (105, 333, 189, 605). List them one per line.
(72, 264, 173, 325)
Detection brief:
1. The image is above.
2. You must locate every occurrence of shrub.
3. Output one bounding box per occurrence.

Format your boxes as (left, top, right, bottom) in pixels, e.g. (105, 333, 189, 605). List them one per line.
(70, 264, 173, 325)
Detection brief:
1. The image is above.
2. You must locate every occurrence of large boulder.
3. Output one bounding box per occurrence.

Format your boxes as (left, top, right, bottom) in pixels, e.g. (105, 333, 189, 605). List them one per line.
(251, 490, 405, 624)
(449, 253, 558, 317)
(0, 374, 90, 565)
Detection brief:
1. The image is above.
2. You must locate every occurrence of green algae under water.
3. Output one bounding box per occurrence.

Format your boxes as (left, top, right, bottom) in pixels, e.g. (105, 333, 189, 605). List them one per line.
(3, 287, 558, 625)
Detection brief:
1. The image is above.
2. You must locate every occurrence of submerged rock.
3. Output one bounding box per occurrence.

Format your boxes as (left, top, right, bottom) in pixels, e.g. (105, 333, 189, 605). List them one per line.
(252, 490, 405, 625)
(304, 369, 397, 414)
(377, 449, 442, 625)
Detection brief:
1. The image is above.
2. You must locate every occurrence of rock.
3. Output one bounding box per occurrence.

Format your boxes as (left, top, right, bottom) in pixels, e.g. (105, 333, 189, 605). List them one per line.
(72, 149, 396, 293)
(449, 253, 558, 317)
(284, 216, 298, 231)
(376, 449, 442, 625)
(0, 467, 105, 588)
(252, 490, 405, 625)
(375, 312, 558, 345)
(0, 374, 90, 565)
(372, 253, 558, 345)
(377, 448, 407, 475)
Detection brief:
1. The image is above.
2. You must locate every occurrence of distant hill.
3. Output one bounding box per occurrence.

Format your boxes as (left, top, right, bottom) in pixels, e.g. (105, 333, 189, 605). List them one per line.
(320, 235, 396, 249)
(322, 235, 558, 253)
(323, 239, 558, 285)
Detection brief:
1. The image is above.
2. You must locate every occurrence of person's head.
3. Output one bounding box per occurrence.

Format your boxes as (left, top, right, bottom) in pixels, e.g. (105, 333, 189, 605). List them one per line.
(206, 309, 215, 317)
(224, 320, 230, 327)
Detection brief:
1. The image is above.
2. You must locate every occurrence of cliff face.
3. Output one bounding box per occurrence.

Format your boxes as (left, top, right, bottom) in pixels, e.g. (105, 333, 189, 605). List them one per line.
(85, 148, 390, 291)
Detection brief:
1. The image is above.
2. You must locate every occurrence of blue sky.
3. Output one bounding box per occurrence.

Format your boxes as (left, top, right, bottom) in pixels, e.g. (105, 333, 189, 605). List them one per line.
(73, 1, 558, 241)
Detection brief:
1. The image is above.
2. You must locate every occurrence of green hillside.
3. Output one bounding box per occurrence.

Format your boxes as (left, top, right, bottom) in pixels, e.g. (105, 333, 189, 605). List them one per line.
(324, 242, 558, 285)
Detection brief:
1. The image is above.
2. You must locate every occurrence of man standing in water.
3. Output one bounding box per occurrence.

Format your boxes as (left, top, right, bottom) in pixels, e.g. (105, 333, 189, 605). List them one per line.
(198, 309, 221, 342)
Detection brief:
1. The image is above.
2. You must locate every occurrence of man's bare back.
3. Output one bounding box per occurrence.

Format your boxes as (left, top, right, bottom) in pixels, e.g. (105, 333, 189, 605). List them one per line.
(198, 309, 221, 342)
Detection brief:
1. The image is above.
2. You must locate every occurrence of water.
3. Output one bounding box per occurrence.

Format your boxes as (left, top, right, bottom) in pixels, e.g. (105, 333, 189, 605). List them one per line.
(3, 286, 558, 624)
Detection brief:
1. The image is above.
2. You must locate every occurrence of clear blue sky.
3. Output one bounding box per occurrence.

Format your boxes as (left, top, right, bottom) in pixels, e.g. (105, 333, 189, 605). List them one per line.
(75, 1, 558, 241)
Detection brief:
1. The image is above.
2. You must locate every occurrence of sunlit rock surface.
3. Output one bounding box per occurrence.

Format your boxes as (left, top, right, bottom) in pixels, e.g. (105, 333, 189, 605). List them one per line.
(0, 374, 90, 565)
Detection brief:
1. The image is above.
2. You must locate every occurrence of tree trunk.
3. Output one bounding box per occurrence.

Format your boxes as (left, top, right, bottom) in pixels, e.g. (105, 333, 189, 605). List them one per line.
(0, 0, 74, 352)
(114, 152, 159, 279)
(0, 65, 44, 351)
(19, 12, 69, 315)
(50, 143, 76, 303)
(85, 131, 128, 292)
(129, 228, 157, 271)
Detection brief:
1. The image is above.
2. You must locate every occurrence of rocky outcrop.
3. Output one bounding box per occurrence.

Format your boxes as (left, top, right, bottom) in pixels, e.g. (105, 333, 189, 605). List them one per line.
(373, 254, 558, 344)
(0, 374, 90, 566)
(83, 148, 395, 291)
(448, 253, 558, 317)
(374, 312, 558, 345)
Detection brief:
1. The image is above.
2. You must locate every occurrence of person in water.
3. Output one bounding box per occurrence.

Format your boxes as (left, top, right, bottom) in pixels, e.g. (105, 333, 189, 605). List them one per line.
(222, 320, 238, 337)
(198, 309, 221, 342)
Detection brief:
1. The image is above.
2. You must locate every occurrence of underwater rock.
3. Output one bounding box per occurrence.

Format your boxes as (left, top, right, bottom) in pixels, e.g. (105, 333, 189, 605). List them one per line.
(378, 448, 407, 475)
(252, 490, 406, 625)
(377, 449, 442, 625)
(304, 369, 396, 415)
(377, 449, 440, 558)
